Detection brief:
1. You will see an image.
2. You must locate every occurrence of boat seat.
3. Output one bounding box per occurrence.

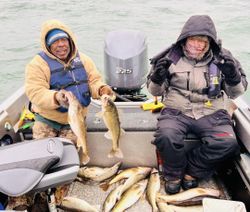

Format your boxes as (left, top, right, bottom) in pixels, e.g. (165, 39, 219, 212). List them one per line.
(32, 138, 80, 193)
(0, 137, 79, 197)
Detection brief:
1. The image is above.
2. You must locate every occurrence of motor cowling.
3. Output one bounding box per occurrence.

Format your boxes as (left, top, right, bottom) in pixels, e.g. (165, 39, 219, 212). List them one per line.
(104, 29, 148, 94)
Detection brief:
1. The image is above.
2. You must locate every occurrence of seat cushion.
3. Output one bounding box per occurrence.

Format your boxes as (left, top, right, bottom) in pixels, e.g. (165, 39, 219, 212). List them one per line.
(0, 138, 63, 196)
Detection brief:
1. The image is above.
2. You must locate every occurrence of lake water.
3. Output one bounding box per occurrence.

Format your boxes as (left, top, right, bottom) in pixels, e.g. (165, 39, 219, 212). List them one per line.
(0, 0, 250, 103)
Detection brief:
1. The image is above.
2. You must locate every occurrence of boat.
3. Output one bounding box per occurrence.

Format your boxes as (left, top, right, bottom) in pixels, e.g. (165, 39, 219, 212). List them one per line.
(0, 29, 249, 211)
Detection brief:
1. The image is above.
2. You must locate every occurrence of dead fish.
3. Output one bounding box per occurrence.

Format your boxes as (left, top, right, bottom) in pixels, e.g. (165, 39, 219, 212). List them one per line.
(66, 92, 90, 165)
(78, 162, 122, 182)
(117, 168, 151, 199)
(147, 168, 161, 212)
(59, 196, 99, 212)
(100, 167, 151, 191)
(103, 168, 151, 212)
(96, 94, 124, 158)
(103, 184, 124, 212)
(157, 188, 220, 206)
(111, 179, 148, 212)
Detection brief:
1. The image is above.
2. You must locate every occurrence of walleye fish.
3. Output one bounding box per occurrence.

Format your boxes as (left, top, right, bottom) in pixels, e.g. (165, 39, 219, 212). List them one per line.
(96, 94, 124, 158)
(66, 92, 90, 165)
(147, 168, 161, 212)
(111, 179, 148, 212)
(59, 196, 98, 212)
(101, 166, 151, 191)
(117, 168, 151, 199)
(78, 162, 122, 182)
(157, 188, 220, 206)
(103, 168, 151, 212)
(103, 184, 124, 212)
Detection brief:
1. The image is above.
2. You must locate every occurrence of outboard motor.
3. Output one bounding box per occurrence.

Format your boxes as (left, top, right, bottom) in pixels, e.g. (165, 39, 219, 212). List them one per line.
(104, 29, 148, 101)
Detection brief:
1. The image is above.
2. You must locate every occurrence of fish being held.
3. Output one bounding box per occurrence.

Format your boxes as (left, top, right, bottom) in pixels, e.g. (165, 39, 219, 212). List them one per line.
(157, 187, 220, 206)
(147, 168, 161, 212)
(111, 179, 148, 212)
(59, 196, 99, 212)
(78, 162, 122, 182)
(96, 94, 125, 158)
(66, 92, 90, 165)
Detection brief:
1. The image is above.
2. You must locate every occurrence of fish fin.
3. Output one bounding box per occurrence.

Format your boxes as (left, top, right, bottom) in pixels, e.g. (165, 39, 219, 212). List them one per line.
(108, 148, 123, 158)
(79, 154, 90, 166)
(99, 182, 109, 191)
(104, 131, 112, 140)
(120, 128, 125, 136)
(95, 111, 103, 118)
(74, 177, 88, 184)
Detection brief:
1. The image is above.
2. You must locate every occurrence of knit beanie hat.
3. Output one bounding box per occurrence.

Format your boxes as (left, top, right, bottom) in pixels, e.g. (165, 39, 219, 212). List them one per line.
(46, 29, 69, 46)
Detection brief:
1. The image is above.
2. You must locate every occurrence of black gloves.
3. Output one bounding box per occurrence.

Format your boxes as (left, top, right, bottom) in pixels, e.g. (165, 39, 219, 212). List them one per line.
(150, 57, 172, 85)
(214, 51, 241, 86)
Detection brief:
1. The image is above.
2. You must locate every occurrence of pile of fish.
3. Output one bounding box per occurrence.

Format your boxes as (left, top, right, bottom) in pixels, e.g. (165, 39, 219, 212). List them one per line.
(67, 93, 124, 166)
(57, 163, 221, 212)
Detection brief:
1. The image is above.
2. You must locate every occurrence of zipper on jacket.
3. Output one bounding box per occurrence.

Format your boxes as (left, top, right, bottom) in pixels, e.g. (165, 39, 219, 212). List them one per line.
(69, 69, 81, 100)
(187, 72, 190, 90)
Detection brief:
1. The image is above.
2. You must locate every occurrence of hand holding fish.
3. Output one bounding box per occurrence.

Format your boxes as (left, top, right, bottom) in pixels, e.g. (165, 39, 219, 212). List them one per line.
(99, 85, 115, 98)
(55, 89, 70, 108)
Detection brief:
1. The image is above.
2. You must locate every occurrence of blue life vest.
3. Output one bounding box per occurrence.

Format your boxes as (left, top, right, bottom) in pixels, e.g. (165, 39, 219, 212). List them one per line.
(39, 51, 91, 112)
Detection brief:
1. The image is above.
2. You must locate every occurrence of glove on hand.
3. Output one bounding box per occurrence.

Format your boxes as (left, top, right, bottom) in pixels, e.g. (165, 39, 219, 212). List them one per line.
(150, 57, 172, 85)
(99, 85, 114, 96)
(55, 90, 69, 108)
(214, 53, 241, 86)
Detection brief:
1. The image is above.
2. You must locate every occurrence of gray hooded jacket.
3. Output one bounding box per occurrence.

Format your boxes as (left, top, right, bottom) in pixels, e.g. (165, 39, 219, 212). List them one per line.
(147, 15, 247, 119)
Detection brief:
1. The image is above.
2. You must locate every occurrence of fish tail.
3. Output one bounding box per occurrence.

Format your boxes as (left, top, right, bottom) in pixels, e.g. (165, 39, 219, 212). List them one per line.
(78, 147, 90, 166)
(108, 148, 123, 158)
(152, 206, 158, 212)
(79, 154, 90, 166)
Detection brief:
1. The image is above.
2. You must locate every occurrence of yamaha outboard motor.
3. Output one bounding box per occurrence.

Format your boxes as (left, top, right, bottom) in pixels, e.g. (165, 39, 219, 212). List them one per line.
(104, 30, 148, 101)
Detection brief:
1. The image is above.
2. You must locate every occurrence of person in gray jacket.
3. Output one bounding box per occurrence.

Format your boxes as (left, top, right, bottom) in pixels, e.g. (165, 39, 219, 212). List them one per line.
(147, 15, 248, 194)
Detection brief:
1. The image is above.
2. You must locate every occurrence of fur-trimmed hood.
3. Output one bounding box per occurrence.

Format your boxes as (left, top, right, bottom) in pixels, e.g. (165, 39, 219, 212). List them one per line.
(40, 19, 77, 63)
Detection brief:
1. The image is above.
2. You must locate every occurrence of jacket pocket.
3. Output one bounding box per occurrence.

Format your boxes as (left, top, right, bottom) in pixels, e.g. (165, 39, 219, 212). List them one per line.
(158, 107, 182, 121)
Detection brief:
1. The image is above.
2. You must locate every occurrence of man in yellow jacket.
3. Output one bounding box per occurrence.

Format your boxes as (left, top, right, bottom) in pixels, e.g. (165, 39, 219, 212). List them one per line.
(25, 19, 113, 163)
(6, 19, 114, 211)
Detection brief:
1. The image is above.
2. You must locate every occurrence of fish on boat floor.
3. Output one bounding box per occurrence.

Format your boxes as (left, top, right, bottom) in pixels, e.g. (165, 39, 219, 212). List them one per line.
(57, 174, 229, 212)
